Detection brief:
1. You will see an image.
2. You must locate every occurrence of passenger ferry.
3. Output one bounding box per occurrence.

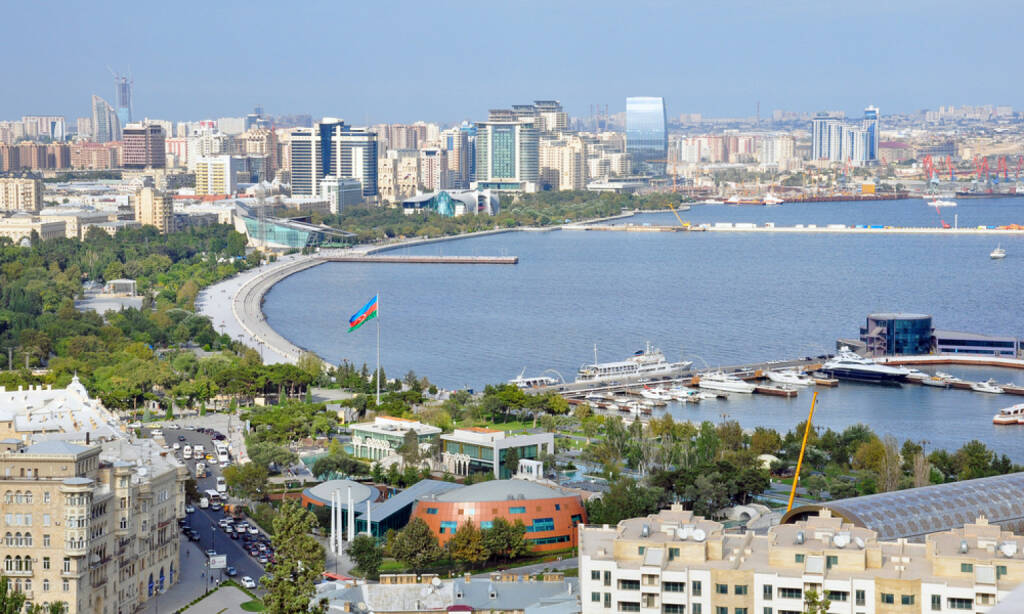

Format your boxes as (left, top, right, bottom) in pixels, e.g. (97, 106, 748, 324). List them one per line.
(509, 369, 558, 389)
(993, 403, 1024, 425)
(576, 343, 693, 384)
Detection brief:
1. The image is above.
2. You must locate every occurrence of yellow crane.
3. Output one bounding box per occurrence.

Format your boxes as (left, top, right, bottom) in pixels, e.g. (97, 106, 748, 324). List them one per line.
(666, 202, 689, 227)
(787, 391, 819, 512)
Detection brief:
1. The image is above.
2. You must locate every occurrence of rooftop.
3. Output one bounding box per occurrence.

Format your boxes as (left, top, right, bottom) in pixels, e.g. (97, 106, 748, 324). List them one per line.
(429, 479, 575, 503)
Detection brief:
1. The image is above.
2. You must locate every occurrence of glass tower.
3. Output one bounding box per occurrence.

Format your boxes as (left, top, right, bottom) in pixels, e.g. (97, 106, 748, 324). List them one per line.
(863, 105, 879, 162)
(626, 97, 667, 174)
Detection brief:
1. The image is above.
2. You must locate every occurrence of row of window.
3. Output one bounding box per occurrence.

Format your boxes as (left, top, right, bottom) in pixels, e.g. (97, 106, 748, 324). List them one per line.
(6, 578, 72, 593)
(594, 592, 974, 614)
(2, 491, 51, 504)
(528, 534, 570, 546)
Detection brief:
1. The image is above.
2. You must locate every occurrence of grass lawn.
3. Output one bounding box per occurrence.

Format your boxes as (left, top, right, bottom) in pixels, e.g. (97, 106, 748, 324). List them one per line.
(240, 599, 266, 612)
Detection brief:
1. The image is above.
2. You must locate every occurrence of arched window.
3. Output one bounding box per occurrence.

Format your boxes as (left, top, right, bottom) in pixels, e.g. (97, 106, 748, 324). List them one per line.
(14, 532, 22, 547)
(14, 556, 22, 571)
(24, 533, 31, 547)
(4, 533, 11, 547)
(3, 491, 11, 504)
(14, 491, 22, 504)
(148, 573, 154, 597)
(24, 491, 32, 504)
(4, 556, 12, 572)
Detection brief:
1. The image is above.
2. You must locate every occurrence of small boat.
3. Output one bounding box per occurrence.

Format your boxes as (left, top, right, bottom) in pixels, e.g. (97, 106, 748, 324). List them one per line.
(1002, 384, 1024, 396)
(695, 390, 727, 401)
(755, 384, 798, 398)
(904, 368, 929, 382)
(991, 244, 1006, 260)
(972, 379, 1005, 394)
(993, 403, 1024, 425)
(509, 369, 558, 388)
(698, 371, 757, 394)
(927, 199, 957, 208)
(695, 199, 724, 205)
(639, 387, 672, 402)
(764, 370, 815, 387)
(920, 374, 952, 388)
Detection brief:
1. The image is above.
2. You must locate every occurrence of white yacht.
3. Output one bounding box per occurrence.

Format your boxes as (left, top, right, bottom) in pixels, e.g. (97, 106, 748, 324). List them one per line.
(991, 244, 1006, 259)
(820, 347, 912, 384)
(971, 379, 1005, 394)
(993, 403, 1024, 425)
(764, 370, 815, 386)
(509, 369, 558, 389)
(920, 373, 952, 388)
(698, 371, 756, 394)
(576, 343, 693, 384)
(927, 199, 957, 208)
(639, 387, 673, 402)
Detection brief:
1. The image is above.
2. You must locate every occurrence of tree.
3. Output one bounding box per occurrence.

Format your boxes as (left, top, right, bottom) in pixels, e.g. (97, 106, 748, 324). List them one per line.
(390, 517, 443, 571)
(262, 501, 327, 614)
(448, 521, 489, 569)
(503, 447, 520, 477)
(586, 478, 666, 526)
(248, 441, 299, 471)
(0, 577, 27, 614)
(750, 427, 782, 455)
(222, 462, 269, 500)
(398, 429, 420, 466)
(481, 517, 528, 562)
(348, 534, 383, 579)
(803, 588, 831, 614)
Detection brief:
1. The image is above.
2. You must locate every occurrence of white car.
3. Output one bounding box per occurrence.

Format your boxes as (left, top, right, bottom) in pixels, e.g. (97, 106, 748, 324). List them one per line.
(151, 429, 163, 437)
(240, 576, 257, 589)
(172, 443, 180, 450)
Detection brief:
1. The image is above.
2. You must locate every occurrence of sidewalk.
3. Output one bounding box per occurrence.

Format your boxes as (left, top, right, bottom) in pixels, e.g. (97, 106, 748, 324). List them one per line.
(141, 538, 218, 613)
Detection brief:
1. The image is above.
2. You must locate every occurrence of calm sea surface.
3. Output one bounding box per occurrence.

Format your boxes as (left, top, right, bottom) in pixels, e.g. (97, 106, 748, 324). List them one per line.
(264, 198, 1024, 458)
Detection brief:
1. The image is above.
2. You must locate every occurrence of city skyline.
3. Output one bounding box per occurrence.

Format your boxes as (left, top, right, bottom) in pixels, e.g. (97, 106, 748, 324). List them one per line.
(2, 0, 1021, 124)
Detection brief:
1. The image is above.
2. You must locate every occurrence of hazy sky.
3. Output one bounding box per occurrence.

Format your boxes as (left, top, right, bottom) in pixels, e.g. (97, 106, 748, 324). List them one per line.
(3, 0, 1020, 124)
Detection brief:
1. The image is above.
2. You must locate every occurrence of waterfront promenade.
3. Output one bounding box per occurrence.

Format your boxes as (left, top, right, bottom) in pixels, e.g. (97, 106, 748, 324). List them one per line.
(565, 222, 1024, 234)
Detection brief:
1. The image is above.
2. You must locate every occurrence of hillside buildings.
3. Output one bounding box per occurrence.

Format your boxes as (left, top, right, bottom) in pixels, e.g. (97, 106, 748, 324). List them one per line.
(581, 505, 1024, 614)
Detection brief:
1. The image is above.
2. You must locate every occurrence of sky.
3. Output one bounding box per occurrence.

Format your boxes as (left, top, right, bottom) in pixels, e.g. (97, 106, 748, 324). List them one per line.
(2, 0, 1021, 125)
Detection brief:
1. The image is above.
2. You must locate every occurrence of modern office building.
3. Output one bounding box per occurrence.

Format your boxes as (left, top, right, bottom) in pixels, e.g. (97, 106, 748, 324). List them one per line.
(934, 330, 1020, 357)
(811, 107, 880, 164)
(472, 120, 539, 193)
(319, 176, 364, 213)
(859, 313, 934, 356)
(232, 206, 353, 250)
(90, 95, 120, 144)
(133, 187, 173, 234)
(399, 190, 500, 217)
(288, 119, 378, 198)
(301, 478, 460, 538)
(440, 427, 553, 479)
(121, 123, 165, 169)
(581, 505, 1022, 614)
(864, 105, 880, 162)
(412, 479, 586, 551)
(626, 97, 667, 174)
(0, 177, 43, 212)
(349, 416, 441, 462)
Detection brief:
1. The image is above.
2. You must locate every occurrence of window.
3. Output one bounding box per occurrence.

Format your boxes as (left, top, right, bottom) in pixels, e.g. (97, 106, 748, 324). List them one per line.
(763, 585, 773, 599)
(42, 535, 50, 547)
(425, 508, 438, 515)
(509, 506, 526, 514)
(669, 547, 679, 561)
(604, 593, 611, 608)
(931, 595, 940, 611)
(763, 609, 772, 614)
(715, 608, 728, 614)
(638, 546, 645, 555)
(734, 585, 747, 596)
(663, 582, 685, 593)
(42, 514, 50, 527)
(592, 571, 601, 581)
(997, 565, 1007, 578)
(691, 581, 702, 596)
(794, 554, 804, 563)
(619, 602, 640, 612)
(42, 557, 50, 570)
(619, 580, 640, 591)
(715, 583, 728, 595)
(61, 580, 68, 592)
(855, 589, 865, 606)
(663, 605, 684, 614)
(42, 579, 49, 592)
(527, 518, 555, 532)
(734, 610, 747, 614)
(592, 592, 601, 602)
(960, 562, 973, 573)
(880, 593, 894, 604)
(778, 588, 801, 599)
(555, 504, 560, 510)
(947, 598, 973, 610)
(43, 492, 50, 504)
(692, 606, 701, 614)
(439, 521, 458, 534)
(826, 555, 838, 569)
(826, 591, 847, 602)
(62, 558, 70, 573)
(604, 571, 611, 587)
(901, 595, 914, 606)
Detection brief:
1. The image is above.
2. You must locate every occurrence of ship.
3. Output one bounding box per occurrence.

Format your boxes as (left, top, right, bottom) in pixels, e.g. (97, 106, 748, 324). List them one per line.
(820, 347, 912, 384)
(725, 193, 785, 206)
(576, 343, 693, 384)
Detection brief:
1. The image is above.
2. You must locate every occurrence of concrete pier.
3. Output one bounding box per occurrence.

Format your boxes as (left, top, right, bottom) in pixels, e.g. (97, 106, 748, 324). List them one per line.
(564, 223, 1024, 235)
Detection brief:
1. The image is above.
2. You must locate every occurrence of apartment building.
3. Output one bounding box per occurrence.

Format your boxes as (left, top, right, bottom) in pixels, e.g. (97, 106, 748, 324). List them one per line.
(0, 177, 43, 213)
(0, 216, 66, 243)
(133, 187, 173, 234)
(580, 505, 1022, 614)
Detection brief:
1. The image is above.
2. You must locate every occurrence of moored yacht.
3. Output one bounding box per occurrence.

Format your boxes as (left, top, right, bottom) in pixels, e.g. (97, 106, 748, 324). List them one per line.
(698, 371, 756, 394)
(971, 379, 1005, 394)
(820, 347, 911, 384)
(993, 403, 1024, 425)
(764, 370, 815, 386)
(509, 370, 558, 389)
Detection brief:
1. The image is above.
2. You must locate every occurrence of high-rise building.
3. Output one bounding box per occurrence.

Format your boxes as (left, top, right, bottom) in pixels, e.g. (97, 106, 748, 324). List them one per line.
(21, 116, 66, 141)
(418, 148, 448, 191)
(864, 105, 880, 162)
(472, 120, 539, 193)
(0, 177, 43, 212)
(288, 119, 378, 198)
(121, 123, 166, 169)
(75, 117, 92, 139)
(626, 96, 667, 174)
(113, 72, 133, 126)
(441, 127, 471, 189)
(194, 155, 244, 196)
(812, 108, 879, 165)
(90, 95, 120, 143)
(134, 187, 173, 233)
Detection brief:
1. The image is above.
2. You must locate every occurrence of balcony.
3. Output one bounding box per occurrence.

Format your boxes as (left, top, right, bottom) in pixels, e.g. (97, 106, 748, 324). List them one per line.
(4, 568, 33, 577)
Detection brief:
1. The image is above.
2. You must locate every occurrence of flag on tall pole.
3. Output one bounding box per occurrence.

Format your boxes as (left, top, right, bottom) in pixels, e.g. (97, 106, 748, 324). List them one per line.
(348, 295, 378, 333)
(348, 294, 381, 405)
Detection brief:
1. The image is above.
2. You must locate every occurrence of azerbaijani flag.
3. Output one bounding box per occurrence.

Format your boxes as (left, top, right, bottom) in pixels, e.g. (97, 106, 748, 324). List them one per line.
(348, 295, 379, 333)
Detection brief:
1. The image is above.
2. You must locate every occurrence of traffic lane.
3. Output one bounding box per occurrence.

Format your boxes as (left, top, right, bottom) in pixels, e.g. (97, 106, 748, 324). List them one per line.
(186, 507, 266, 585)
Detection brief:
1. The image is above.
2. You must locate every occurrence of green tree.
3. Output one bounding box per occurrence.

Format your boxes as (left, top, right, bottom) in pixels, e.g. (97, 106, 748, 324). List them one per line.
(0, 577, 27, 614)
(585, 478, 666, 525)
(248, 441, 299, 471)
(390, 517, 443, 571)
(348, 534, 383, 579)
(503, 447, 520, 477)
(481, 517, 528, 562)
(448, 521, 489, 569)
(803, 588, 831, 614)
(262, 501, 327, 614)
(222, 462, 269, 500)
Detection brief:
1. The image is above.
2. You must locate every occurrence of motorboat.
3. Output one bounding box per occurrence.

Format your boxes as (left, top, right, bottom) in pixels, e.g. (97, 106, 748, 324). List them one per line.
(667, 386, 698, 401)
(920, 374, 952, 388)
(971, 379, 1005, 394)
(991, 244, 1006, 260)
(639, 387, 673, 402)
(904, 368, 929, 382)
(576, 342, 693, 384)
(993, 403, 1024, 425)
(698, 371, 756, 394)
(820, 347, 911, 384)
(509, 369, 558, 388)
(695, 390, 725, 401)
(927, 199, 957, 208)
(764, 369, 815, 386)
(695, 198, 724, 205)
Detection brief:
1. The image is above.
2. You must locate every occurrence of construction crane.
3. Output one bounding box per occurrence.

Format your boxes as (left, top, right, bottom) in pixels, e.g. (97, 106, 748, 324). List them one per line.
(666, 202, 688, 227)
(787, 392, 819, 512)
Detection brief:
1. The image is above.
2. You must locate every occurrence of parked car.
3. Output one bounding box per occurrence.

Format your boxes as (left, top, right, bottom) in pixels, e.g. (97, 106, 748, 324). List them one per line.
(187, 530, 201, 541)
(240, 576, 256, 589)
(205, 549, 217, 558)
(225, 566, 237, 577)
(185, 504, 195, 514)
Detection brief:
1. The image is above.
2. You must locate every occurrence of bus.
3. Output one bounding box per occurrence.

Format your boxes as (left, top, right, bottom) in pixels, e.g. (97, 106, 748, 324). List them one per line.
(216, 443, 229, 465)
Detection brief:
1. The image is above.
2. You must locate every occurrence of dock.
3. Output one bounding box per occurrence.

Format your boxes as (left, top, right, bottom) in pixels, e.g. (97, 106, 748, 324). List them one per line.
(321, 255, 518, 264)
(563, 223, 1024, 235)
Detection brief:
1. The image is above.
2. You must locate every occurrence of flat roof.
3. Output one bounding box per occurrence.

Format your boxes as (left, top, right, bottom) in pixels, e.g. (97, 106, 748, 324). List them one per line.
(430, 479, 575, 503)
(935, 329, 1018, 342)
(867, 312, 931, 320)
(304, 479, 375, 507)
(370, 479, 462, 521)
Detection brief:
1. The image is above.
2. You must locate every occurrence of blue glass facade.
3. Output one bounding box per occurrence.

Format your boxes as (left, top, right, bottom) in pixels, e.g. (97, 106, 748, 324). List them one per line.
(860, 314, 933, 356)
(864, 106, 879, 161)
(626, 97, 667, 174)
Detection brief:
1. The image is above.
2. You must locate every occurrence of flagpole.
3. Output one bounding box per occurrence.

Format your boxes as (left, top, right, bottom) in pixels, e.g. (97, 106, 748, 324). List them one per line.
(376, 293, 381, 406)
